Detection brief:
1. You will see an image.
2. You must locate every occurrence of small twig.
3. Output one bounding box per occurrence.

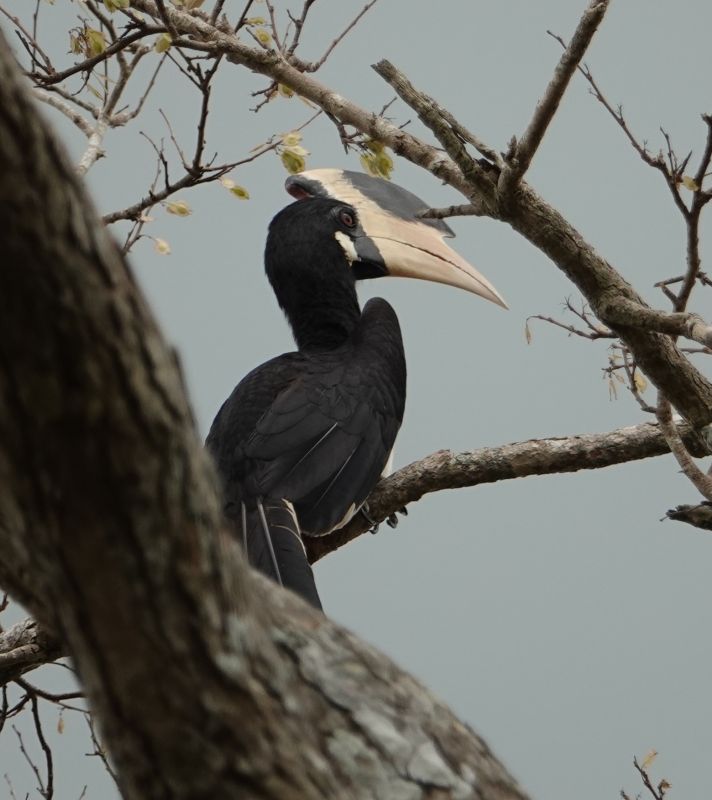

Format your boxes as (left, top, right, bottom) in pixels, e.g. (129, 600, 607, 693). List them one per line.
(263, 0, 282, 51)
(498, 0, 610, 204)
(656, 394, 712, 500)
(0, 5, 53, 73)
(527, 313, 614, 341)
(154, 0, 178, 39)
(32, 89, 94, 136)
(286, 0, 316, 56)
(373, 59, 494, 214)
(232, 0, 255, 32)
(14, 678, 83, 704)
(14, 726, 47, 797)
(30, 693, 54, 799)
(419, 203, 482, 220)
(620, 350, 655, 413)
(85, 712, 119, 786)
(294, 0, 379, 72)
(33, 28, 162, 87)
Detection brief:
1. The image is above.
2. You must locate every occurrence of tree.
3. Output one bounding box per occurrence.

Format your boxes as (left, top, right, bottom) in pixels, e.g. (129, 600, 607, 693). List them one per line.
(0, 0, 711, 797)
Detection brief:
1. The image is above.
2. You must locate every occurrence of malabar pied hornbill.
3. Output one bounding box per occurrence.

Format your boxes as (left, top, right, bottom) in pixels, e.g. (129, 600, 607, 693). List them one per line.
(206, 169, 506, 610)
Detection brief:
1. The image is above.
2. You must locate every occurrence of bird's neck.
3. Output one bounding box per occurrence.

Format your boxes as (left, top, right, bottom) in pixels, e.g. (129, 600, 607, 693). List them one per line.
(286, 278, 362, 351)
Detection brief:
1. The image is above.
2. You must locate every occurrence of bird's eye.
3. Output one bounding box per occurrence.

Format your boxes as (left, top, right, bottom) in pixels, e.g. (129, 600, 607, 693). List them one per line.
(338, 208, 356, 228)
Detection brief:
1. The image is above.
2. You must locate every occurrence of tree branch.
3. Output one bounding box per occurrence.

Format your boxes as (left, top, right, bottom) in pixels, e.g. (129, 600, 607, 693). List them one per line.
(0, 619, 64, 686)
(0, 27, 528, 800)
(308, 420, 709, 561)
(498, 0, 610, 203)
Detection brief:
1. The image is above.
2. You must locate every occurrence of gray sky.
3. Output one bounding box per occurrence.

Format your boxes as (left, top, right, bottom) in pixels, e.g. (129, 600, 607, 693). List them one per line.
(2, 1, 712, 798)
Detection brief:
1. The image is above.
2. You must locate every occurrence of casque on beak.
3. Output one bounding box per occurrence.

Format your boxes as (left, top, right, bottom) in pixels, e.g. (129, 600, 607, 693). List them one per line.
(285, 168, 507, 309)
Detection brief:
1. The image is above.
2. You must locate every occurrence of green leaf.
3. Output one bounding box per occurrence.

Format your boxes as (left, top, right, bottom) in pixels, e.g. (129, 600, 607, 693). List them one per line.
(154, 238, 171, 255)
(165, 200, 191, 217)
(154, 32, 172, 53)
(103, 0, 130, 11)
(254, 27, 272, 46)
(85, 27, 106, 56)
(281, 149, 306, 174)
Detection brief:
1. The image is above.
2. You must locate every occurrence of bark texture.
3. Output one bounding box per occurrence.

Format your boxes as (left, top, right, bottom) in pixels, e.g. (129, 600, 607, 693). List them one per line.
(309, 421, 708, 560)
(0, 30, 529, 800)
(0, 617, 63, 685)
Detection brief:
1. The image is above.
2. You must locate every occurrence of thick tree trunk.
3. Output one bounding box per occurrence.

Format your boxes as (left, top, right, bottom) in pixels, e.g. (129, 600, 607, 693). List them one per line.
(0, 30, 528, 800)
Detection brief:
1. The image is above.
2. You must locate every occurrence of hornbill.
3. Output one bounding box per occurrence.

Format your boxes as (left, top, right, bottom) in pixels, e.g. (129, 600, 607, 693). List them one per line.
(206, 169, 506, 610)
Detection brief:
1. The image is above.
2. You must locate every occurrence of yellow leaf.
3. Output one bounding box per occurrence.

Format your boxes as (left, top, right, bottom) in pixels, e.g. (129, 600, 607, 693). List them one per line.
(245, 16, 266, 24)
(220, 177, 235, 189)
(608, 377, 618, 401)
(254, 28, 272, 46)
(69, 34, 83, 55)
(281, 149, 306, 174)
(103, 0, 130, 11)
(640, 749, 658, 771)
(525, 322, 532, 344)
(85, 27, 106, 56)
(374, 149, 394, 180)
(360, 152, 379, 177)
(364, 138, 384, 153)
(183, 0, 205, 8)
(230, 185, 250, 199)
(154, 238, 171, 255)
(633, 371, 648, 393)
(57, 714, 65, 735)
(681, 175, 700, 191)
(165, 200, 191, 217)
(154, 33, 172, 53)
(281, 131, 302, 147)
(278, 83, 295, 98)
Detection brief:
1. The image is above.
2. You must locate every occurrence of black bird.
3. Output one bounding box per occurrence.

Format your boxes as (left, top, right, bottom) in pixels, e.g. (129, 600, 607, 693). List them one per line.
(206, 170, 506, 609)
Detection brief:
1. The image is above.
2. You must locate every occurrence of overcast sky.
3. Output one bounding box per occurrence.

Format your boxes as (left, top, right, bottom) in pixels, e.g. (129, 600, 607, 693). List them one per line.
(2, 1, 712, 798)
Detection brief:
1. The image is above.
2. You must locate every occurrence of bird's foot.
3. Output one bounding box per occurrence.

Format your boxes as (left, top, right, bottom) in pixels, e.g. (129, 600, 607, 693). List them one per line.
(386, 506, 408, 529)
(360, 503, 380, 535)
(360, 504, 408, 534)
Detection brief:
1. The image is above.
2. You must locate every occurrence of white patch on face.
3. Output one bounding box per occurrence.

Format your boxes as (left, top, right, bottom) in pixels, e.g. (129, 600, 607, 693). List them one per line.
(334, 231, 357, 265)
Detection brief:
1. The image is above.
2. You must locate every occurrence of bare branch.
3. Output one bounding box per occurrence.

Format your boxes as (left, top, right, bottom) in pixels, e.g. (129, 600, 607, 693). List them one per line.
(419, 203, 482, 220)
(0, 619, 64, 686)
(307, 420, 709, 561)
(498, 0, 610, 202)
(293, 0, 380, 72)
(597, 298, 712, 348)
(32, 88, 94, 137)
(33, 28, 162, 87)
(656, 394, 712, 500)
(666, 501, 712, 531)
(76, 115, 108, 176)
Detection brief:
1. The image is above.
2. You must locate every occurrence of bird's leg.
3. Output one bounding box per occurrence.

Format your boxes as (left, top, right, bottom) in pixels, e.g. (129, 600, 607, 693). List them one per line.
(359, 503, 381, 535)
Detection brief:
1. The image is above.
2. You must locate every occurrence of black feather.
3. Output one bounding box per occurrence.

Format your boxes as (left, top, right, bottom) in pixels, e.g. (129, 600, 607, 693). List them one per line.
(206, 198, 406, 609)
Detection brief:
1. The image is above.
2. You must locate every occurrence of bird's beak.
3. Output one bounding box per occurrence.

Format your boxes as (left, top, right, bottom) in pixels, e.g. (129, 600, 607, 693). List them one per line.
(285, 168, 507, 309)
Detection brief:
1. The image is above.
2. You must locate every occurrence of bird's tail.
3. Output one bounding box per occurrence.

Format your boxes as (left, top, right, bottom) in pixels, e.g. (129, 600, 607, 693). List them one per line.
(240, 498, 322, 610)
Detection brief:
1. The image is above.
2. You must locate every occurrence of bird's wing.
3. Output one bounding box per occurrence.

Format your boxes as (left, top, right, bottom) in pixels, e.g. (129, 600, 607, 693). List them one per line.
(241, 353, 401, 535)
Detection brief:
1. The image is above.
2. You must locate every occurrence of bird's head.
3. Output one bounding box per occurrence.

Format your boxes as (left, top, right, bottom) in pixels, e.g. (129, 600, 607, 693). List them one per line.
(284, 168, 507, 309)
(265, 196, 371, 294)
